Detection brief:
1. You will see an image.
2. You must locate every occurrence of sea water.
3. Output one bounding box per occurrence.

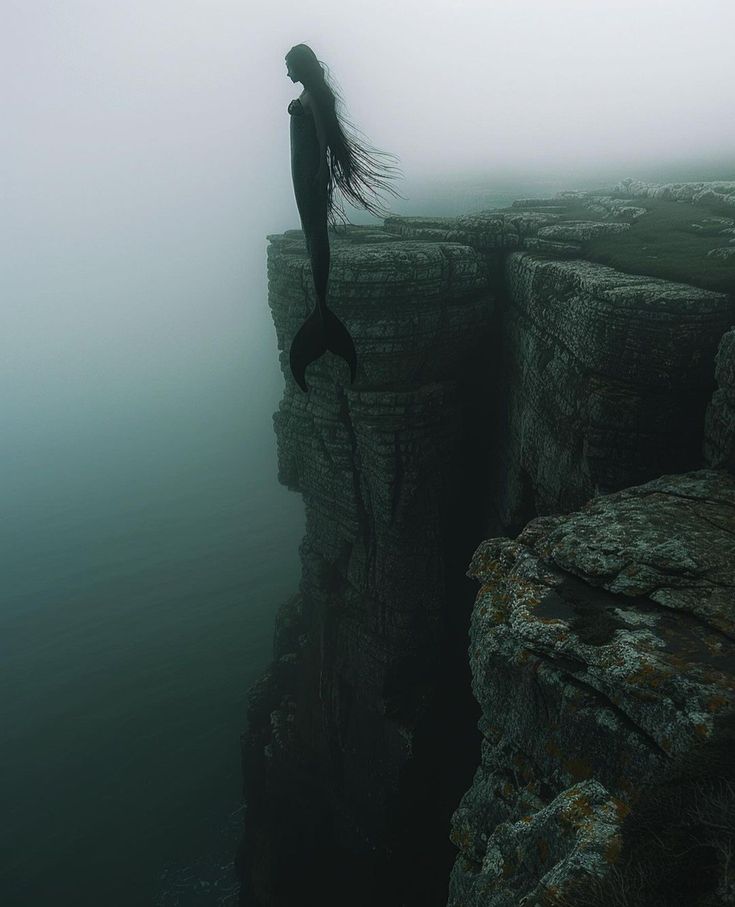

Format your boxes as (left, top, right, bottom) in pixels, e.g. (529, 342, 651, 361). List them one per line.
(1, 348, 305, 905)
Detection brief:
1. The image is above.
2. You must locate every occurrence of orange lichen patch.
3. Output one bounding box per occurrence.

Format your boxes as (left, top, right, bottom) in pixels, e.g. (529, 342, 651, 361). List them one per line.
(604, 834, 623, 864)
(709, 666, 734, 691)
(535, 616, 568, 627)
(706, 694, 731, 712)
(700, 668, 734, 686)
(478, 582, 497, 598)
(626, 662, 666, 689)
(693, 722, 711, 740)
(598, 652, 629, 669)
(469, 554, 504, 582)
(611, 797, 632, 820)
(564, 758, 593, 781)
(459, 854, 478, 873)
(562, 793, 594, 824)
(450, 826, 473, 852)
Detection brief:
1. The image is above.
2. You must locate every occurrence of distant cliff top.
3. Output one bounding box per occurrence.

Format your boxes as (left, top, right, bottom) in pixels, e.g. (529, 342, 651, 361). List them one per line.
(381, 178, 735, 296)
(517, 178, 735, 294)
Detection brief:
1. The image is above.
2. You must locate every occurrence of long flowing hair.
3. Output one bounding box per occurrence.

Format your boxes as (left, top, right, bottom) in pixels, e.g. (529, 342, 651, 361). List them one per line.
(285, 44, 407, 229)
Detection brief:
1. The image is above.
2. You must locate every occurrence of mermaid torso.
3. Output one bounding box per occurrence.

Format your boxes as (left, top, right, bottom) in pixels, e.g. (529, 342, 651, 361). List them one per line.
(287, 98, 307, 117)
(288, 98, 326, 228)
(288, 98, 319, 169)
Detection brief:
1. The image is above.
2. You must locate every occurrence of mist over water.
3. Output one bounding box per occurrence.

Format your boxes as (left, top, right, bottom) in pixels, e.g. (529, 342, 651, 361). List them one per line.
(2, 1, 733, 904)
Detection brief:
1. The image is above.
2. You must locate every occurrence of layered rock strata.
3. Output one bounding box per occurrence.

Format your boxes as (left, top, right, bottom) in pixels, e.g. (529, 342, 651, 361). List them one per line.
(450, 468, 735, 907)
(497, 254, 734, 529)
(238, 225, 497, 905)
(384, 209, 735, 531)
(615, 177, 735, 209)
(704, 328, 735, 472)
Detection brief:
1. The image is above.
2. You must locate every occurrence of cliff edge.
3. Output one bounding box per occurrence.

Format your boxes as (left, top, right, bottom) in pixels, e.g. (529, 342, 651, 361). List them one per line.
(238, 226, 497, 905)
(238, 180, 735, 906)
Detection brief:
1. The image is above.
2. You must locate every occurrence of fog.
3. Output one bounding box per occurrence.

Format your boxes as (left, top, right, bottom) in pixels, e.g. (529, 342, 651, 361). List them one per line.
(1, 3, 733, 899)
(2, 1, 733, 440)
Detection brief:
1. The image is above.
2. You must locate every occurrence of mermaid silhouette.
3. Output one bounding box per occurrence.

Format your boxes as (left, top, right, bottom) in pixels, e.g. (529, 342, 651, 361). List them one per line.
(285, 44, 405, 392)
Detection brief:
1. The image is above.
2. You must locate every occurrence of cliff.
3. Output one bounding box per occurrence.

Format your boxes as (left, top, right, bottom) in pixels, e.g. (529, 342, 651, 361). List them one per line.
(238, 228, 498, 905)
(238, 181, 735, 906)
(451, 467, 735, 906)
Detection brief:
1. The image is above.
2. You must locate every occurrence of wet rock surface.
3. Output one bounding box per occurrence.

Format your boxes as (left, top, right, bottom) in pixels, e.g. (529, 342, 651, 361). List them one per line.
(451, 468, 735, 906)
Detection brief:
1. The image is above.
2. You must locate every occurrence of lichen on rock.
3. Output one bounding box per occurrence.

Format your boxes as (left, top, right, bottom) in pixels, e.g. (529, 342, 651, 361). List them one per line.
(451, 468, 735, 906)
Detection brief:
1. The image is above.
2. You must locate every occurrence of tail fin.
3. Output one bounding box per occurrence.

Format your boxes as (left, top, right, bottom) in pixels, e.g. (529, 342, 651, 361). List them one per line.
(289, 307, 326, 393)
(323, 306, 357, 384)
(289, 305, 357, 392)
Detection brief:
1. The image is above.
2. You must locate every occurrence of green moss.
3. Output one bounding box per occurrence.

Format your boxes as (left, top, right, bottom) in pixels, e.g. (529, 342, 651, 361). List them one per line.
(498, 196, 735, 294)
(583, 198, 735, 294)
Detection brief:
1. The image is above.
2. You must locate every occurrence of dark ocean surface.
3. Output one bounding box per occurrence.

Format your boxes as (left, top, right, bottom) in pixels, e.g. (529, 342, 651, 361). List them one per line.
(1, 352, 305, 905)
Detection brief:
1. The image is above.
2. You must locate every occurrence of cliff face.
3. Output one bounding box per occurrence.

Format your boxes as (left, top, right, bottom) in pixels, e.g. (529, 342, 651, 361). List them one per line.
(239, 227, 498, 905)
(239, 183, 735, 906)
(497, 253, 731, 527)
(445, 185, 735, 906)
(705, 328, 735, 471)
(381, 197, 735, 532)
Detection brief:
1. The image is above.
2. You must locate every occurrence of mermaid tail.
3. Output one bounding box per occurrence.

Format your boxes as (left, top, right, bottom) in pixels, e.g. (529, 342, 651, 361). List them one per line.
(289, 304, 357, 393)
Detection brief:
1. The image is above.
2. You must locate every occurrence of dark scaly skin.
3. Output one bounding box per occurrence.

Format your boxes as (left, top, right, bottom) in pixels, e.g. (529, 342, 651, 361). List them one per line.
(289, 97, 329, 313)
(287, 97, 357, 392)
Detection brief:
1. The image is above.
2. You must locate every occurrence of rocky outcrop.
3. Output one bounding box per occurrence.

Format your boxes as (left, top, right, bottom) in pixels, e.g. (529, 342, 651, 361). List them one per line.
(450, 468, 735, 906)
(238, 225, 497, 906)
(614, 177, 735, 209)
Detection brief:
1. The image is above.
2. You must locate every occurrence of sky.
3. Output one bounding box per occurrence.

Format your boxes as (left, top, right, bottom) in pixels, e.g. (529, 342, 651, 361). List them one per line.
(4, 0, 734, 228)
(2, 0, 734, 450)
